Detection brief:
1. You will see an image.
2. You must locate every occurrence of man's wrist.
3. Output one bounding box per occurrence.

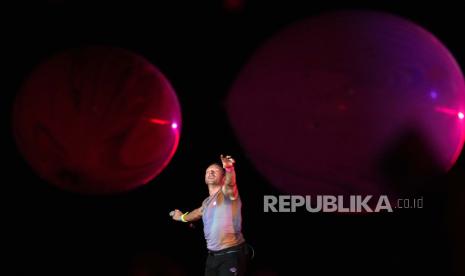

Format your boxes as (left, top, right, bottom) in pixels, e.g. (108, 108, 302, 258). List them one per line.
(180, 212, 189, 222)
(224, 166, 234, 172)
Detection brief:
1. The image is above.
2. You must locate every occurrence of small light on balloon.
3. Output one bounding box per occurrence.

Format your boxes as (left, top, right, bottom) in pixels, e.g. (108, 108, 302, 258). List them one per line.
(458, 112, 464, 120)
(171, 122, 178, 129)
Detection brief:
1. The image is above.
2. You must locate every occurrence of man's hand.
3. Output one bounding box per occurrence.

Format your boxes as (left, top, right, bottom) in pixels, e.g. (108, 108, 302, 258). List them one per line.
(220, 154, 235, 168)
(170, 207, 203, 222)
(170, 209, 183, 221)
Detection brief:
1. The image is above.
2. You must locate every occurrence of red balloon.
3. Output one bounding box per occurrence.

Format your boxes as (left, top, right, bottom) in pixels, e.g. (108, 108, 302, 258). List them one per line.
(227, 11, 465, 196)
(13, 46, 181, 194)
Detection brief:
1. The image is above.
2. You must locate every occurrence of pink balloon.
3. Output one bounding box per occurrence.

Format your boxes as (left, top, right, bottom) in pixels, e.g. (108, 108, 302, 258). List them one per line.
(227, 11, 465, 196)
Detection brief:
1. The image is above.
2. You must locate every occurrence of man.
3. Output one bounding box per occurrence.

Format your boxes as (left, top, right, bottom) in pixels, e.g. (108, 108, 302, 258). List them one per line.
(171, 154, 248, 275)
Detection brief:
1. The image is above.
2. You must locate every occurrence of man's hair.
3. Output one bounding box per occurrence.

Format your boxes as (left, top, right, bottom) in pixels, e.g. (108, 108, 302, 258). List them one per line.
(208, 163, 225, 175)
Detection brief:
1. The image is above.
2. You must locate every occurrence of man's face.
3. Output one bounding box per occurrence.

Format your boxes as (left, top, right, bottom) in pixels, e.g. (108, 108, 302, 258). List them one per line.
(205, 164, 223, 185)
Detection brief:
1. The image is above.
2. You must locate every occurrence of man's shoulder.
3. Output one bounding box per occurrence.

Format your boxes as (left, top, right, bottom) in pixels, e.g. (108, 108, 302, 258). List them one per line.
(201, 196, 209, 206)
(201, 192, 216, 206)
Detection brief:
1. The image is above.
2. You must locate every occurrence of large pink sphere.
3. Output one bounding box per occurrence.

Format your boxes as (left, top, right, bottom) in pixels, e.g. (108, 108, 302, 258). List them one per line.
(227, 11, 465, 196)
(13, 46, 181, 194)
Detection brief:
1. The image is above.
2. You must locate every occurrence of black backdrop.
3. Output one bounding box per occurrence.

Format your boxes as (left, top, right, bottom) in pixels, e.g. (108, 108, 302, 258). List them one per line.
(4, 1, 465, 275)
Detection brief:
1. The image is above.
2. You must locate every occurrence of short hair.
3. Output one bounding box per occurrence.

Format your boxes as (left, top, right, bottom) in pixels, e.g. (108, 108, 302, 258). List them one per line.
(208, 163, 225, 175)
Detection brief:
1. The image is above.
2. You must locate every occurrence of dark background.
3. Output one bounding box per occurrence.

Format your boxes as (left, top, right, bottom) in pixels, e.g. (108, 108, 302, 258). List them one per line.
(3, 1, 465, 275)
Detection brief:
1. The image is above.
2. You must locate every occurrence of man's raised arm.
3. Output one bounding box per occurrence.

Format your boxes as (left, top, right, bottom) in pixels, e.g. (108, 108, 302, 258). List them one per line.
(221, 154, 238, 200)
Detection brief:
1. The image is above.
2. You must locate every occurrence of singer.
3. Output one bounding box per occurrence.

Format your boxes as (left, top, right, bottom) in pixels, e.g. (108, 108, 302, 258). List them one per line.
(170, 154, 249, 275)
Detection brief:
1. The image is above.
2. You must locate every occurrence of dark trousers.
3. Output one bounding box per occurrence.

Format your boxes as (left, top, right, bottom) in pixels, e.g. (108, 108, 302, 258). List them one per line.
(205, 243, 248, 276)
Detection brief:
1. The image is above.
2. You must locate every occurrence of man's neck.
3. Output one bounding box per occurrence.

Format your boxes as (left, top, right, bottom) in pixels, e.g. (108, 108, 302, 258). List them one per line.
(208, 184, 221, 196)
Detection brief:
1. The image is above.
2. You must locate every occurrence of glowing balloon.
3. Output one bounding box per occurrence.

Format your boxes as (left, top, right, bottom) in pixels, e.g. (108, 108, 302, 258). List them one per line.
(227, 11, 465, 196)
(13, 46, 181, 194)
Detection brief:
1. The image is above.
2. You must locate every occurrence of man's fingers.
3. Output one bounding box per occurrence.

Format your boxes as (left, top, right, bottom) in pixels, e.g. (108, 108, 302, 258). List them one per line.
(221, 154, 235, 164)
(170, 209, 180, 217)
